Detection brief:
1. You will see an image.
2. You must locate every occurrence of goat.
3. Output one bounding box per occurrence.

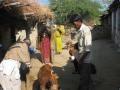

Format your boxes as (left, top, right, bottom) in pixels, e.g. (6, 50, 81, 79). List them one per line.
(38, 64, 59, 90)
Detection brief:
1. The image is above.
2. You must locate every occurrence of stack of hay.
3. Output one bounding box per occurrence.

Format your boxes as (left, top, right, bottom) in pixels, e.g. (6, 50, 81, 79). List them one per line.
(2, 0, 53, 22)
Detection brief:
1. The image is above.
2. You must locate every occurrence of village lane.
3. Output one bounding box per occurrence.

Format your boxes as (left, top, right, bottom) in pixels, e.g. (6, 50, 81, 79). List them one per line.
(22, 36, 120, 90)
(92, 39, 120, 90)
(52, 35, 80, 90)
(52, 38, 120, 90)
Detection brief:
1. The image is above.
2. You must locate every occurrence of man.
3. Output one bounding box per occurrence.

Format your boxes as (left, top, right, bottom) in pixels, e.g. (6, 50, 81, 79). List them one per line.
(69, 14, 92, 90)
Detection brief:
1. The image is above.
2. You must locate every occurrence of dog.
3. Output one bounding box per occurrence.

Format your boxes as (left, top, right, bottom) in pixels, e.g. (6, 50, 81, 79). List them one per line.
(38, 64, 59, 90)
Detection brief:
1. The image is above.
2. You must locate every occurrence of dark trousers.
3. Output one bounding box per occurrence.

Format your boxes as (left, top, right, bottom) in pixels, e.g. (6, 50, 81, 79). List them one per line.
(78, 63, 91, 90)
(72, 59, 79, 72)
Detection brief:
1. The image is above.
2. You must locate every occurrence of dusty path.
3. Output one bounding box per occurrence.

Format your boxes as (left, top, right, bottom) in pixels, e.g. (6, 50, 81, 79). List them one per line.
(52, 35, 80, 90)
(53, 49, 80, 90)
(92, 40, 120, 90)
(23, 38, 120, 90)
(53, 39, 120, 90)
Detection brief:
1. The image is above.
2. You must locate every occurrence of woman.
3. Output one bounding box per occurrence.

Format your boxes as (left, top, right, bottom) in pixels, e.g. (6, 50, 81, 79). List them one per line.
(54, 25, 65, 54)
(39, 26, 51, 64)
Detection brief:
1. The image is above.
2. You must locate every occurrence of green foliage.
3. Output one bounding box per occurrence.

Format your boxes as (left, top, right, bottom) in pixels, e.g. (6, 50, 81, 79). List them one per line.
(49, 0, 102, 25)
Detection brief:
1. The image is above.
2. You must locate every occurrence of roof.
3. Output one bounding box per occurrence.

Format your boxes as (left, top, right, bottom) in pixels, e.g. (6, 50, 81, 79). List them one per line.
(1, 0, 53, 22)
(109, 0, 120, 12)
(100, 0, 120, 21)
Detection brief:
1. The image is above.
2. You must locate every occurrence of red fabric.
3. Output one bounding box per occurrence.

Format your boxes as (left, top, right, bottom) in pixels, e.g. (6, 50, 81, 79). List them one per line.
(39, 36, 51, 63)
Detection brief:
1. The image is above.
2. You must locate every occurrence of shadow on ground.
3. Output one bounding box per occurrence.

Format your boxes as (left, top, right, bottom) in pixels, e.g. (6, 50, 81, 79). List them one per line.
(52, 59, 80, 90)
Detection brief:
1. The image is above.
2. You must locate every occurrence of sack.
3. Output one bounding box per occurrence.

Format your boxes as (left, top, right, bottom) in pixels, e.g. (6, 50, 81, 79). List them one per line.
(19, 62, 30, 81)
(29, 47, 35, 55)
(90, 63, 96, 74)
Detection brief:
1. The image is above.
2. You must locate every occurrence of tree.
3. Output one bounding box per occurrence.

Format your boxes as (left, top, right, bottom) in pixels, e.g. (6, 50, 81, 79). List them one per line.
(49, 0, 102, 25)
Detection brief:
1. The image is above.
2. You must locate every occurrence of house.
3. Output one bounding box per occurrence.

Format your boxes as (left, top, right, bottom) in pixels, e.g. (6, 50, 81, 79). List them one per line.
(0, 0, 28, 60)
(110, 0, 120, 45)
(100, 11, 112, 39)
(0, 0, 53, 60)
(100, 0, 120, 46)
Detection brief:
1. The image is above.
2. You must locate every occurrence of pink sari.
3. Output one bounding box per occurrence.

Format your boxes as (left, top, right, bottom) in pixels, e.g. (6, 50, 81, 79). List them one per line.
(39, 36, 51, 63)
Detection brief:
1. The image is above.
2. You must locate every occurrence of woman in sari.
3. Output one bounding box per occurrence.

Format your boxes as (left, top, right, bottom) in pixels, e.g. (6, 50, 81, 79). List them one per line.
(39, 26, 51, 64)
(54, 25, 65, 54)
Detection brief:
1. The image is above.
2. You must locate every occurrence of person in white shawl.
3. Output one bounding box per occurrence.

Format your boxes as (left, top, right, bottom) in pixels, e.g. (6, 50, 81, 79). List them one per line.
(0, 39, 31, 90)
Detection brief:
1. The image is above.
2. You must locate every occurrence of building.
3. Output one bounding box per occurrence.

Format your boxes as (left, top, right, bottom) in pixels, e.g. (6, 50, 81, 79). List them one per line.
(100, 0, 120, 46)
(0, 0, 53, 60)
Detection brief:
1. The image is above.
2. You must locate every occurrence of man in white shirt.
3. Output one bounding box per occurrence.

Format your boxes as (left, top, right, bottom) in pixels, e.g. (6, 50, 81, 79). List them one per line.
(70, 14, 92, 90)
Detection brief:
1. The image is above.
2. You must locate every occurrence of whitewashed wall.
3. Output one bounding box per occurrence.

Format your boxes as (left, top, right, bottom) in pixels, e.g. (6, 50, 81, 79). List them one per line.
(115, 8, 120, 45)
(112, 10, 116, 41)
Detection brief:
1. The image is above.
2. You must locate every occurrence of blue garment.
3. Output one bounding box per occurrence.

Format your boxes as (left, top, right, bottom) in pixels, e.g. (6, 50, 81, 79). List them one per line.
(29, 47, 35, 55)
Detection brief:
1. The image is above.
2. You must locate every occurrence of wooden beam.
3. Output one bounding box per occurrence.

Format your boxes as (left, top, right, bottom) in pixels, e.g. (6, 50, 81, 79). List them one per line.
(4, 2, 20, 7)
(23, 12, 34, 16)
(15, 3, 30, 7)
(14, 2, 34, 8)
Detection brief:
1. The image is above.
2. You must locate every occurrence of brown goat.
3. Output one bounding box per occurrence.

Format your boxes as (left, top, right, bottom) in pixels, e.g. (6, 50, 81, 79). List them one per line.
(38, 64, 58, 90)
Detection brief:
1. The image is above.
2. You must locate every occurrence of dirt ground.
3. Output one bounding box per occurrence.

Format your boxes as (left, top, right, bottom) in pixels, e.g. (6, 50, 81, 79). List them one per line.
(21, 35, 120, 90)
(21, 35, 80, 90)
(92, 40, 120, 90)
(21, 54, 43, 90)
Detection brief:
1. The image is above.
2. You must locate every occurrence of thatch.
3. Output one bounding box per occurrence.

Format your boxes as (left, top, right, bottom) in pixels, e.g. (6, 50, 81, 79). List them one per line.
(32, 5, 53, 22)
(4, 0, 34, 5)
(2, 0, 53, 22)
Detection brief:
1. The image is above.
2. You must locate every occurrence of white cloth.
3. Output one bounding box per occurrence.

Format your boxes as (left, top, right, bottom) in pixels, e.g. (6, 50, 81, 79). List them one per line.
(70, 56, 75, 61)
(0, 59, 21, 90)
(0, 59, 20, 79)
(0, 73, 21, 90)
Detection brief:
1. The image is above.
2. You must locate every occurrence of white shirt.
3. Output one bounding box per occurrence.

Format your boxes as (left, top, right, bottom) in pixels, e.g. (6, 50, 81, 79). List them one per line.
(75, 23, 92, 53)
(74, 23, 92, 63)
